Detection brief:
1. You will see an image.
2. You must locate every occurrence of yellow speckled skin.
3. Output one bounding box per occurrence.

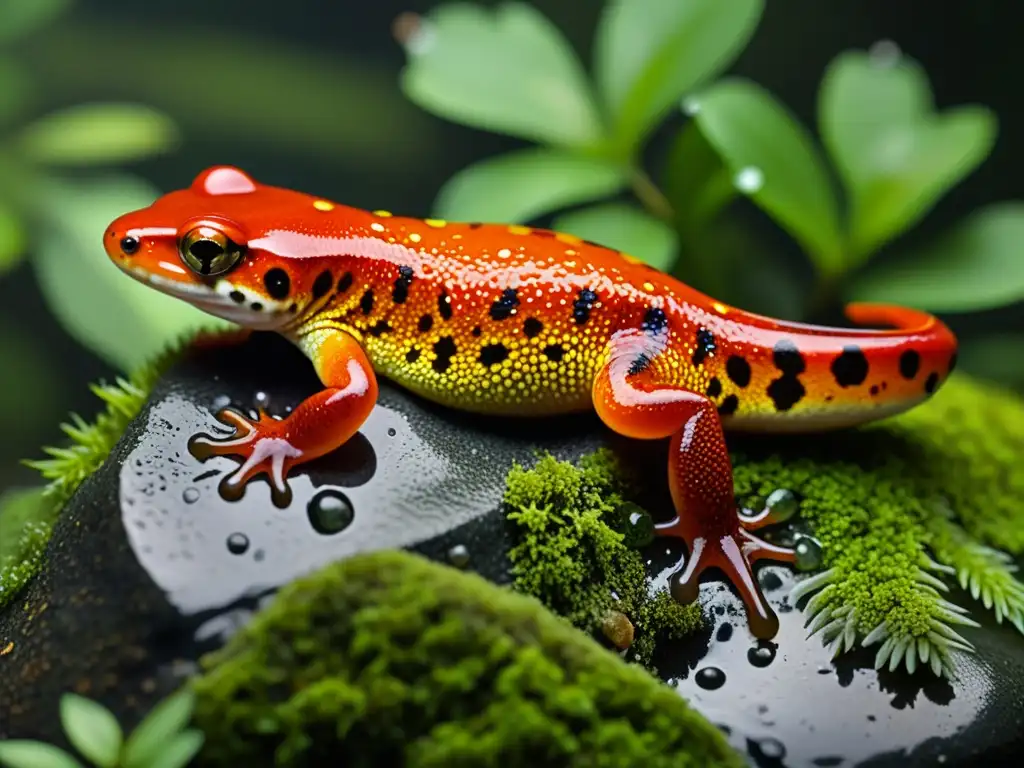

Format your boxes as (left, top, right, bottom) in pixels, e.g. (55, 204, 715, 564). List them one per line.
(104, 166, 959, 641)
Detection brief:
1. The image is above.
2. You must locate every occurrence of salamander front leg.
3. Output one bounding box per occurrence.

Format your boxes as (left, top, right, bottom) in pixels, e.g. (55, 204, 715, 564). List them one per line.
(593, 350, 795, 640)
(189, 330, 378, 507)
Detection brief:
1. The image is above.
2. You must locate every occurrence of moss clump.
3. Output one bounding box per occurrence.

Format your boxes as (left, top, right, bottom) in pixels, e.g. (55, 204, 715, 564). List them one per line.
(731, 374, 1024, 678)
(191, 550, 741, 768)
(503, 450, 701, 666)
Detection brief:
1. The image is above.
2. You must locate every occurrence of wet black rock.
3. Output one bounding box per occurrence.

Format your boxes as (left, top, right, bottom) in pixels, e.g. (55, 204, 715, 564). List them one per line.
(2, 332, 1023, 767)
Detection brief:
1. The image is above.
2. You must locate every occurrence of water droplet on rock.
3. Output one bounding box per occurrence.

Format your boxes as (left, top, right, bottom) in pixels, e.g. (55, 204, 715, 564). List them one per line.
(308, 490, 355, 535)
(795, 534, 823, 571)
(748, 641, 777, 667)
(226, 533, 249, 555)
(716, 622, 733, 642)
(446, 544, 470, 568)
(695, 666, 726, 690)
(765, 488, 799, 523)
(254, 391, 271, 409)
(748, 737, 786, 763)
(387, 427, 397, 437)
(182, 487, 200, 504)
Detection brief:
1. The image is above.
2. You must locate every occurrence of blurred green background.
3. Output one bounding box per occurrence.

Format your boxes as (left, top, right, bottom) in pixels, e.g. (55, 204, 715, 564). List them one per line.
(1, 0, 1021, 496)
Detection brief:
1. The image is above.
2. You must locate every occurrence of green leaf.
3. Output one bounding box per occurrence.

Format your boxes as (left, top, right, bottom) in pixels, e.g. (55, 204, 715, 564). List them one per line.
(819, 49, 998, 260)
(122, 689, 197, 768)
(594, 0, 763, 154)
(956, 333, 1024, 391)
(0, 0, 70, 44)
(687, 78, 844, 275)
(30, 175, 231, 370)
(434, 148, 627, 224)
(18, 104, 179, 166)
(0, 58, 32, 126)
(0, 487, 55, 565)
(552, 203, 677, 272)
(145, 730, 204, 768)
(59, 694, 123, 768)
(664, 120, 736, 243)
(0, 741, 84, 768)
(400, 2, 603, 148)
(0, 201, 27, 273)
(849, 202, 1024, 312)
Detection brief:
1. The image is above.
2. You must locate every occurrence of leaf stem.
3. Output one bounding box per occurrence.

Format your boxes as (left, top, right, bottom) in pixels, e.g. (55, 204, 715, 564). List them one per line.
(630, 168, 675, 222)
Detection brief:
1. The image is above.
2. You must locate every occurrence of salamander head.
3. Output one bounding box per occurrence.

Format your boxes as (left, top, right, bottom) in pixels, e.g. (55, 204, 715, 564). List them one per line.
(103, 165, 337, 331)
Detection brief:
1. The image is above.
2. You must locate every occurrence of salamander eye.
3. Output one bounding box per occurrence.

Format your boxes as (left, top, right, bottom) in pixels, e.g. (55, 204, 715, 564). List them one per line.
(178, 226, 245, 276)
(120, 236, 140, 255)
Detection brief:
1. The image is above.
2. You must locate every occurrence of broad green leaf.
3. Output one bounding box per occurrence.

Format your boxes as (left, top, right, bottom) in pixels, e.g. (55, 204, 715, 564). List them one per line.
(849, 202, 1024, 312)
(435, 148, 627, 223)
(18, 104, 179, 166)
(0, 58, 31, 126)
(552, 203, 677, 272)
(59, 694, 123, 768)
(0, 322, 63, 446)
(146, 730, 204, 768)
(819, 50, 998, 260)
(30, 175, 231, 370)
(0, 487, 55, 565)
(0, 201, 27, 272)
(688, 78, 844, 275)
(400, 3, 603, 148)
(0, 0, 70, 44)
(955, 333, 1024, 390)
(122, 689, 197, 768)
(594, 0, 763, 154)
(0, 741, 84, 768)
(664, 120, 736, 242)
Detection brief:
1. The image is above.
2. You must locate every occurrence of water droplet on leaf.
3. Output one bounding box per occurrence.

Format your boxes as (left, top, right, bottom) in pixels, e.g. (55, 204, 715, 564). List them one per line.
(734, 166, 764, 194)
(765, 488, 798, 522)
(682, 97, 701, 115)
(794, 534, 823, 571)
(869, 39, 902, 68)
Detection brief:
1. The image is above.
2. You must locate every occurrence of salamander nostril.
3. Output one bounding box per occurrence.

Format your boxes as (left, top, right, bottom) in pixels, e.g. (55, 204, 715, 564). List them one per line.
(120, 236, 140, 255)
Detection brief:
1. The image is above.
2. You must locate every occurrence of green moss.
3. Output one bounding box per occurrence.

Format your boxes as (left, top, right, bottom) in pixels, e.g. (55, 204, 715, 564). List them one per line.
(731, 374, 1024, 678)
(0, 337, 190, 610)
(191, 550, 740, 768)
(503, 450, 701, 666)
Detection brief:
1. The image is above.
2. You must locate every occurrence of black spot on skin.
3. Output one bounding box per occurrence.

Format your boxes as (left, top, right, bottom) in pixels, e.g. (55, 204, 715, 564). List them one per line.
(368, 321, 391, 337)
(523, 317, 543, 338)
(726, 356, 751, 387)
(359, 289, 374, 315)
(438, 291, 453, 320)
(471, 326, 482, 337)
(948, 352, 958, 373)
(831, 345, 869, 387)
(337, 272, 354, 293)
(870, 385, 880, 396)
(418, 314, 433, 333)
(288, 303, 298, 313)
(479, 343, 509, 367)
(312, 270, 333, 300)
(773, 340, 806, 375)
(229, 290, 245, 304)
(263, 268, 290, 300)
(641, 307, 667, 334)
(706, 378, 723, 398)
(490, 288, 520, 321)
(573, 288, 598, 325)
(899, 350, 920, 380)
(406, 348, 420, 364)
(533, 229, 556, 238)
(925, 372, 939, 394)
(628, 353, 651, 377)
(392, 264, 414, 304)
(767, 377, 806, 412)
(468, 222, 484, 229)
(543, 344, 564, 362)
(692, 328, 716, 366)
(717, 394, 739, 416)
(250, 302, 263, 312)
(432, 336, 457, 373)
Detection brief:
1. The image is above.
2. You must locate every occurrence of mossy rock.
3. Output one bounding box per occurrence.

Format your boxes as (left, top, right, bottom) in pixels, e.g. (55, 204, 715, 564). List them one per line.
(191, 549, 741, 768)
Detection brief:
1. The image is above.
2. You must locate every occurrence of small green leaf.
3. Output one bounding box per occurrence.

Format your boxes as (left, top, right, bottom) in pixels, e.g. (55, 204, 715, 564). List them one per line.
(849, 202, 1024, 312)
(664, 120, 736, 243)
(0, 487, 55, 565)
(122, 689, 197, 768)
(145, 730, 204, 768)
(0, 58, 32, 126)
(819, 49, 998, 260)
(594, 0, 763, 154)
(552, 203, 677, 272)
(0, 201, 27, 273)
(18, 104, 179, 166)
(400, 3, 603, 148)
(687, 78, 844, 275)
(59, 694, 123, 768)
(30, 175, 231, 370)
(0, 741, 84, 768)
(0, 0, 70, 44)
(434, 148, 627, 224)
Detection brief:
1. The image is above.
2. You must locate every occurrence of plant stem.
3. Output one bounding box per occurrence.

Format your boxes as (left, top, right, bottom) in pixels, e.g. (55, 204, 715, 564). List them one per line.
(630, 168, 675, 222)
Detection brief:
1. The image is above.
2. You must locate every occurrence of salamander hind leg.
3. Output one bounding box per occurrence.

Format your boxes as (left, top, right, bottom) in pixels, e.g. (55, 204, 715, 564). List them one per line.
(592, 330, 795, 639)
(189, 329, 378, 507)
